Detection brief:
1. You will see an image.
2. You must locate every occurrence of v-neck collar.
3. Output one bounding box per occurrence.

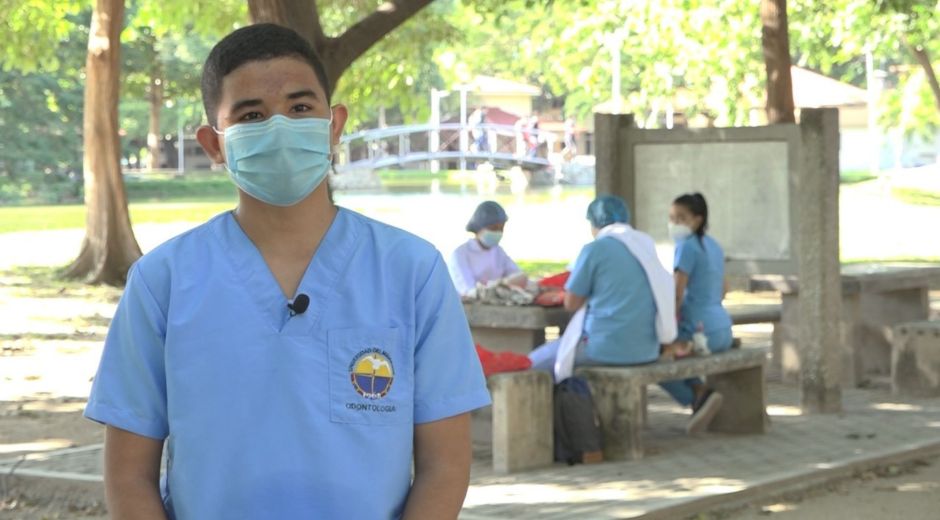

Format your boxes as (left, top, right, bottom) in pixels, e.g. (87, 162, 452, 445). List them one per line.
(212, 207, 361, 335)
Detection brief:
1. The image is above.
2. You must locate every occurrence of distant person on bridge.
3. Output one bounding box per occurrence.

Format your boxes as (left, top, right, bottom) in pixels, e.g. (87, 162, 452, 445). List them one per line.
(563, 117, 577, 159)
(448, 201, 522, 296)
(469, 107, 489, 153)
(524, 115, 540, 158)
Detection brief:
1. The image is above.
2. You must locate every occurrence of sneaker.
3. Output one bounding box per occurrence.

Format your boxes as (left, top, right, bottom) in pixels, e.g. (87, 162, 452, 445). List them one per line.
(686, 391, 723, 435)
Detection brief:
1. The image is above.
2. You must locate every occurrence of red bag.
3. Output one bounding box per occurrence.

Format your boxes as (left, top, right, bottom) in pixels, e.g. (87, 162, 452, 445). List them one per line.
(539, 271, 571, 288)
(534, 290, 565, 307)
(475, 345, 532, 377)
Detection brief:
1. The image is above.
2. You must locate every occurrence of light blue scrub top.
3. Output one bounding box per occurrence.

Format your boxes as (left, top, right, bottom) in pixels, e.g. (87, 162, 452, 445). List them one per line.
(674, 234, 733, 350)
(84, 208, 491, 520)
(565, 237, 659, 365)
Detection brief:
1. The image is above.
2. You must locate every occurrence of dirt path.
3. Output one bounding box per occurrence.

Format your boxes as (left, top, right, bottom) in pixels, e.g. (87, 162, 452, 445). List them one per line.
(709, 455, 940, 520)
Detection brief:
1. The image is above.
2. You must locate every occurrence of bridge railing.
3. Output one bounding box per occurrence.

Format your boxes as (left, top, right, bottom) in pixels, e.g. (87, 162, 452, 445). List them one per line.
(336, 122, 563, 172)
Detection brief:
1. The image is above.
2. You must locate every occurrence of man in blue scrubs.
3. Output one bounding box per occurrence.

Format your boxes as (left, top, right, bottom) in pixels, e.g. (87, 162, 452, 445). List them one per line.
(84, 24, 490, 519)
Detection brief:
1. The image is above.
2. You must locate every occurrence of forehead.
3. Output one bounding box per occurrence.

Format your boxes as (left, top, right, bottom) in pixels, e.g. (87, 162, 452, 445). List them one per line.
(217, 56, 326, 107)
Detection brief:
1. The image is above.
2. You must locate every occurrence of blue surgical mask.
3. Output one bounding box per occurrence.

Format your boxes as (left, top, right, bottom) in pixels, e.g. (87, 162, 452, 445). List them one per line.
(479, 230, 503, 248)
(218, 114, 332, 206)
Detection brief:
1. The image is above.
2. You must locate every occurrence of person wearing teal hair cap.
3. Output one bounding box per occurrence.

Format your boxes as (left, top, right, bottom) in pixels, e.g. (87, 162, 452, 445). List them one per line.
(448, 201, 521, 295)
(529, 194, 724, 435)
(586, 195, 630, 231)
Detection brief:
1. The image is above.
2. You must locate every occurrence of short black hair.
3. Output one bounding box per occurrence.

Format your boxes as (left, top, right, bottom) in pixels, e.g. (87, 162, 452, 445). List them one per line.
(201, 23, 331, 127)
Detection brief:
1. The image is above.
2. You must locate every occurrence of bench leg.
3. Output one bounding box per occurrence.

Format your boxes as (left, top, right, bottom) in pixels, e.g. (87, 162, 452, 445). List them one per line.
(706, 364, 768, 434)
(582, 374, 644, 460)
(488, 371, 554, 473)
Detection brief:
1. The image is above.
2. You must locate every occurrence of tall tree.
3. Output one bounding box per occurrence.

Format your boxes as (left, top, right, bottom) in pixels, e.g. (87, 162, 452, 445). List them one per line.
(64, 0, 142, 284)
(247, 0, 436, 89)
(760, 0, 796, 123)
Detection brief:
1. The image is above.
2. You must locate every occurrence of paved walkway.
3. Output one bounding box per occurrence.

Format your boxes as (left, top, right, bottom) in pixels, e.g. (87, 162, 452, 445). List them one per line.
(4, 377, 940, 519)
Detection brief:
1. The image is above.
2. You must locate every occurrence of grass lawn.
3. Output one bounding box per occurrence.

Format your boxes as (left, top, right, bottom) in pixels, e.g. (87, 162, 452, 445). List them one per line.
(892, 187, 940, 206)
(0, 200, 236, 234)
(516, 259, 568, 277)
(840, 170, 878, 184)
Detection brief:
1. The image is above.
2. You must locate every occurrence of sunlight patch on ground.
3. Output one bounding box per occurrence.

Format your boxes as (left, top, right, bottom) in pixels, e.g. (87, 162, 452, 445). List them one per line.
(872, 402, 923, 412)
(761, 502, 800, 514)
(767, 404, 803, 417)
(0, 439, 73, 455)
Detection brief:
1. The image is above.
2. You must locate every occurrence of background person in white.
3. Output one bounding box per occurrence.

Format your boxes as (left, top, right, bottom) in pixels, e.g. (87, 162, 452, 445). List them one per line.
(448, 201, 521, 296)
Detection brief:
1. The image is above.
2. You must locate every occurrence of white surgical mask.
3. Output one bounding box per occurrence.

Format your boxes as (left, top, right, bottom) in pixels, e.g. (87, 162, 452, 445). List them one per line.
(478, 230, 503, 248)
(668, 222, 693, 242)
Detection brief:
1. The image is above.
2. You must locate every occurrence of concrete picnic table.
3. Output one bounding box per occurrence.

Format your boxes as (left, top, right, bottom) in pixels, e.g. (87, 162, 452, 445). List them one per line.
(462, 302, 572, 354)
(749, 263, 940, 386)
(463, 301, 785, 355)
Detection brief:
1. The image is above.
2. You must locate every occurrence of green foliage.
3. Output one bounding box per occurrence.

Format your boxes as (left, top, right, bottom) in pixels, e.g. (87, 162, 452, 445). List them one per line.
(0, 11, 87, 177)
(447, 0, 764, 125)
(322, 0, 453, 129)
(0, 0, 85, 72)
(789, 0, 940, 136)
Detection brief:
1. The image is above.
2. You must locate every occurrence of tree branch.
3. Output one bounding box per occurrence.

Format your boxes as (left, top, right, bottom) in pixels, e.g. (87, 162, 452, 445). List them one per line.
(908, 43, 940, 111)
(248, 0, 327, 50)
(322, 0, 435, 85)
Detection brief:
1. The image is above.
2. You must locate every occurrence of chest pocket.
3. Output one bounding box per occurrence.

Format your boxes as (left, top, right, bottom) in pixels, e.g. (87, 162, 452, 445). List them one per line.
(328, 327, 413, 425)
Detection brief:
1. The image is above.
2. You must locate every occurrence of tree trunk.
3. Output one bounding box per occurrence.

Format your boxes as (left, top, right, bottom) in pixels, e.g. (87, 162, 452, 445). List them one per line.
(760, 0, 796, 124)
(146, 65, 163, 171)
(65, 0, 142, 286)
(248, 0, 434, 90)
(909, 44, 940, 111)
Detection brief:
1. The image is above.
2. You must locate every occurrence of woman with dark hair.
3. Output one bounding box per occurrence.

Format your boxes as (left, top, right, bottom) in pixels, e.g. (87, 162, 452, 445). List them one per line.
(657, 193, 733, 432)
(668, 192, 733, 352)
(668, 193, 733, 349)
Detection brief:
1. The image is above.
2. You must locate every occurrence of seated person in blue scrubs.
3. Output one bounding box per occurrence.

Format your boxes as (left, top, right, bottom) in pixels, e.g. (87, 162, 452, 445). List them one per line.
(84, 24, 490, 520)
(662, 192, 734, 423)
(528, 195, 723, 434)
(669, 192, 733, 352)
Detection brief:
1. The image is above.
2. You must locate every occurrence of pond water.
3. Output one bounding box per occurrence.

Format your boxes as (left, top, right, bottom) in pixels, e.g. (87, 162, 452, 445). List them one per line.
(334, 181, 599, 264)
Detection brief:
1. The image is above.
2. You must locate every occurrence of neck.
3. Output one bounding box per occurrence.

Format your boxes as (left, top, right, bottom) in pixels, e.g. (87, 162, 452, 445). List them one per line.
(233, 183, 336, 253)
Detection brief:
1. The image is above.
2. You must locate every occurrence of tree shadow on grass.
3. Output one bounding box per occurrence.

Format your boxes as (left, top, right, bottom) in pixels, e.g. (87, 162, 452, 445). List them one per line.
(0, 266, 121, 303)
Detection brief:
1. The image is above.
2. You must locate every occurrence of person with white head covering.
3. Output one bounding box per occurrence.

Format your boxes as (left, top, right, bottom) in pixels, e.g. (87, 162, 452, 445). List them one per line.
(448, 201, 521, 296)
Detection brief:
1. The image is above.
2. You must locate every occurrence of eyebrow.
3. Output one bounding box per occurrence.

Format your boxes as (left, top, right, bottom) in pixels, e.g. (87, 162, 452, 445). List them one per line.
(229, 98, 263, 115)
(227, 89, 320, 118)
(287, 89, 319, 101)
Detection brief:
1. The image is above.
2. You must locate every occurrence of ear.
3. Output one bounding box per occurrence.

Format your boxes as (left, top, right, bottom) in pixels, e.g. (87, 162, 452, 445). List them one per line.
(329, 104, 348, 147)
(196, 125, 225, 165)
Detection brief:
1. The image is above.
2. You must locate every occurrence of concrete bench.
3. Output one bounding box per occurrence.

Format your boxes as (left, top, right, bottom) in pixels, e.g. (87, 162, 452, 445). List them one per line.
(486, 370, 554, 473)
(892, 321, 940, 397)
(576, 346, 770, 461)
(727, 303, 782, 325)
(751, 264, 940, 386)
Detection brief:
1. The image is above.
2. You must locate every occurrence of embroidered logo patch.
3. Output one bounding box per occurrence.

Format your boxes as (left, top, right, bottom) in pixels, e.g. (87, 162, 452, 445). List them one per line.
(349, 349, 395, 400)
